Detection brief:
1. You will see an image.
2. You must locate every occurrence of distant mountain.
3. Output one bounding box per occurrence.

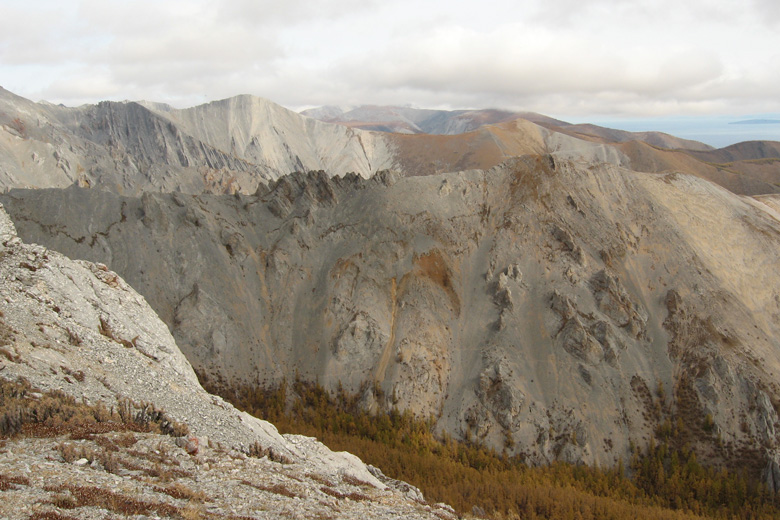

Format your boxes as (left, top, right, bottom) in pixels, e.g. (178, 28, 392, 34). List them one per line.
(0, 88, 395, 195)
(686, 140, 780, 164)
(537, 122, 715, 152)
(301, 104, 569, 135)
(302, 104, 714, 151)
(730, 119, 780, 125)
(1, 87, 779, 196)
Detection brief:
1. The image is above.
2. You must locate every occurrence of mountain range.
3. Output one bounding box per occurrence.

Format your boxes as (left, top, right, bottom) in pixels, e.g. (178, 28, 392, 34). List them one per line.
(1, 86, 780, 502)
(3, 87, 779, 196)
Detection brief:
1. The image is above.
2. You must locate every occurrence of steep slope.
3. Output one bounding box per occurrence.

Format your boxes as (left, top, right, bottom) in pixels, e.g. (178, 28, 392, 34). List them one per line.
(4, 157, 780, 480)
(141, 95, 397, 179)
(0, 202, 453, 519)
(0, 87, 270, 194)
(0, 88, 398, 195)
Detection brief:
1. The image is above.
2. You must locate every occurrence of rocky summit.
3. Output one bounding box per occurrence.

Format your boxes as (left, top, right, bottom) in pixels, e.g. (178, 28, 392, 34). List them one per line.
(0, 203, 452, 519)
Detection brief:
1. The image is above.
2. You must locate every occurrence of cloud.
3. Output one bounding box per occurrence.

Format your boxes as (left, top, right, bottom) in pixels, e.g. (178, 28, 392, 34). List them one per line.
(1, 0, 778, 117)
(215, 0, 379, 24)
(752, 0, 780, 24)
(330, 25, 725, 104)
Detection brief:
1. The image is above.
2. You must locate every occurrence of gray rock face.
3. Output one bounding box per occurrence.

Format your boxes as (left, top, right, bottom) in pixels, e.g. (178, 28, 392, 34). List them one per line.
(0, 88, 396, 195)
(4, 156, 780, 476)
(0, 202, 425, 498)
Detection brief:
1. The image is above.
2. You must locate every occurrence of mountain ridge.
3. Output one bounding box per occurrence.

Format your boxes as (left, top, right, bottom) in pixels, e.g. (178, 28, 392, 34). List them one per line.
(2, 87, 779, 197)
(4, 156, 779, 479)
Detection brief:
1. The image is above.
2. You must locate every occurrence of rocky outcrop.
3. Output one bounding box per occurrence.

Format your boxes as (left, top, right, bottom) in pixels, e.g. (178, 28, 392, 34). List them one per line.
(0, 203, 452, 519)
(4, 155, 780, 476)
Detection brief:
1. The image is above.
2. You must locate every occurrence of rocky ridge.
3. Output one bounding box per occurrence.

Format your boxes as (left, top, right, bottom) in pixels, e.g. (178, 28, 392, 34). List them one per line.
(4, 156, 780, 482)
(3, 87, 778, 198)
(0, 87, 397, 195)
(0, 203, 450, 519)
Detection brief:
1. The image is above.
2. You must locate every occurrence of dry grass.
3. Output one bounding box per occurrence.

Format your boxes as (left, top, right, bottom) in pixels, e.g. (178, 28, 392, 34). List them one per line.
(46, 484, 181, 517)
(305, 472, 334, 487)
(0, 472, 30, 490)
(320, 485, 371, 502)
(28, 513, 78, 520)
(0, 346, 20, 362)
(0, 316, 15, 347)
(341, 474, 373, 488)
(56, 441, 123, 474)
(0, 377, 188, 439)
(241, 479, 300, 499)
(155, 482, 209, 503)
(247, 442, 292, 464)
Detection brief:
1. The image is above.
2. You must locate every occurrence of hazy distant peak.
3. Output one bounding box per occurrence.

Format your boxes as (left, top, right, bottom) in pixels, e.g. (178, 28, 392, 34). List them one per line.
(300, 105, 355, 121)
(303, 104, 572, 135)
(730, 119, 780, 125)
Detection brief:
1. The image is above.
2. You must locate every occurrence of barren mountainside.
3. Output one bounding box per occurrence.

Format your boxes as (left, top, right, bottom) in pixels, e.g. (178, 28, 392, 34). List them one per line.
(4, 155, 780, 485)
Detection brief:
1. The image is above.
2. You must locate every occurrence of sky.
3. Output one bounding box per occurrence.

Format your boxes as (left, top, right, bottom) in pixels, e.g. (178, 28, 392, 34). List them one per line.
(1, 0, 779, 145)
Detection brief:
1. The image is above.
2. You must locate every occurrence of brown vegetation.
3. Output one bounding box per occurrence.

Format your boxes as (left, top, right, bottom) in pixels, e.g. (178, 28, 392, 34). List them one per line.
(201, 373, 780, 520)
(0, 377, 188, 439)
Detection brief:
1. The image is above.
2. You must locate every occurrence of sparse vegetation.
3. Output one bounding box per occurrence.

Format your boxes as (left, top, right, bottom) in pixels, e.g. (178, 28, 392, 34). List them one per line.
(0, 472, 30, 490)
(202, 373, 780, 520)
(0, 377, 188, 439)
(155, 482, 209, 503)
(241, 479, 300, 499)
(45, 484, 182, 517)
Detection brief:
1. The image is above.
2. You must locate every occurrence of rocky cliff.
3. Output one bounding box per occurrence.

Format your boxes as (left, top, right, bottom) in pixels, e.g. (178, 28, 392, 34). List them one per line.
(0, 203, 451, 519)
(0, 87, 397, 195)
(4, 156, 780, 480)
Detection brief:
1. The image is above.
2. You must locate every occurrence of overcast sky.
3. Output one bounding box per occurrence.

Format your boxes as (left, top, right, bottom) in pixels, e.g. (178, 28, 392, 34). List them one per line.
(1, 0, 779, 122)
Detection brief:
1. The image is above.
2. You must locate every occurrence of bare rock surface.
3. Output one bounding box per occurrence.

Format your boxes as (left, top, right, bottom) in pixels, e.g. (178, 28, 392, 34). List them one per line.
(0, 87, 397, 195)
(0, 432, 451, 520)
(4, 156, 780, 479)
(0, 203, 445, 518)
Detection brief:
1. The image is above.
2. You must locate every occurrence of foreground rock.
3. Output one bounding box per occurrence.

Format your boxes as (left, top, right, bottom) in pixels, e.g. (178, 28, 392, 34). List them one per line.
(0, 204, 448, 519)
(0, 433, 453, 520)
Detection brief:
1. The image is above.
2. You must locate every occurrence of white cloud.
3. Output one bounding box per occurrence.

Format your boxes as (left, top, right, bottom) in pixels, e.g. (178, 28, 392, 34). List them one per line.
(0, 0, 778, 118)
